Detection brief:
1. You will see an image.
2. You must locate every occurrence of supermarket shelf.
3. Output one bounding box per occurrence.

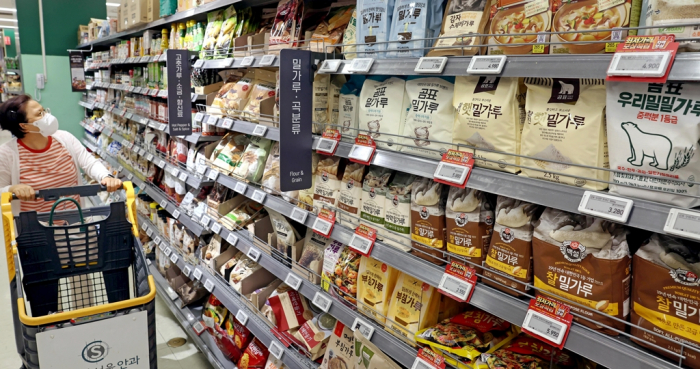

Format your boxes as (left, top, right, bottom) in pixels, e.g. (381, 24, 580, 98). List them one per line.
(213, 117, 279, 141)
(80, 120, 103, 135)
(81, 138, 97, 152)
(6, 69, 20, 74)
(323, 53, 700, 81)
(149, 263, 235, 369)
(78, 100, 95, 109)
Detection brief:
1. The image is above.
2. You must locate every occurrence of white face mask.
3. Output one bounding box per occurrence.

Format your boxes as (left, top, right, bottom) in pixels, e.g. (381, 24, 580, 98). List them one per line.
(32, 113, 59, 137)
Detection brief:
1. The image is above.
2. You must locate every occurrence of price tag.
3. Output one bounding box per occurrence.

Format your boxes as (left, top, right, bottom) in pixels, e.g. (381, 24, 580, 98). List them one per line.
(234, 181, 247, 194)
(192, 321, 206, 335)
(251, 125, 267, 136)
(252, 190, 266, 203)
(607, 51, 671, 78)
(259, 54, 276, 66)
(438, 261, 478, 302)
(172, 210, 181, 219)
(312, 291, 332, 313)
(141, 222, 148, 231)
(221, 118, 234, 129)
(312, 208, 335, 237)
(241, 56, 255, 67)
(154, 236, 162, 246)
(146, 228, 153, 237)
(290, 207, 308, 224)
(193, 268, 203, 280)
(129, 86, 136, 92)
(125, 112, 134, 120)
(166, 286, 178, 300)
(160, 200, 168, 209)
(348, 134, 376, 165)
(178, 172, 189, 182)
(204, 279, 215, 292)
(200, 216, 211, 228)
(467, 55, 507, 75)
(117, 165, 124, 173)
(157, 159, 166, 168)
(269, 341, 285, 360)
(143, 89, 151, 95)
(194, 112, 204, 123)
(226, 232, 239, 246)
(522, 296, 573, 349)
(158, 90, 168, 98)
(411, 348, 447, 369)
(164, 247, 172, 257)
(664, 208, 700, 240)
(318, 59, 342, 73)
(170, 167, 180, 177)
(316, 137, 338, 155)
(235, 310, 249, 326)
(191, 93, 198, 102)
(433, 150, 475, 188)
(147, 153, 154, 161)
(150, 89, 159, 97)
(207, 169, 220, 181)
(348, 58, 374, 73)
(247, 247, 261, 262)
(351, 318, 375, 340)
(127, 173, 134, 181)
(183, 265, 192, 277)
(137, 147, 145, 156)
(578, 191, 633, 223)
(211, 222, 222, 234)
(140, 117, 149, 125)
(414, 57, 448, 74)
(170, 253, 178, 264)
(207, 115, 219, 125)
(348, 225, 376, 256)
(285, 273, 303, 291)
(159, 123, 167, 131)
(160, 54, 168, 62)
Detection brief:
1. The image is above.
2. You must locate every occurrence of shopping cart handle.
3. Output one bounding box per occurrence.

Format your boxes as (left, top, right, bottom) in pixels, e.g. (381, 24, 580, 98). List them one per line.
(11, 184, 114, 201)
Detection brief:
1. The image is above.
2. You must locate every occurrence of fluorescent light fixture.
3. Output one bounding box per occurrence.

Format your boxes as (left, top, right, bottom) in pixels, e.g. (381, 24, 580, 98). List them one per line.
(0, 26, 18, 29)
(0, 19, 17, 22)
(106, 2, 120, 6)
(0, 8, 16, 12)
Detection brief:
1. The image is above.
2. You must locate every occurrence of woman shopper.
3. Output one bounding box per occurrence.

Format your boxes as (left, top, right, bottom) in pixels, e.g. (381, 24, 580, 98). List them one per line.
(0, 94, 122, 211)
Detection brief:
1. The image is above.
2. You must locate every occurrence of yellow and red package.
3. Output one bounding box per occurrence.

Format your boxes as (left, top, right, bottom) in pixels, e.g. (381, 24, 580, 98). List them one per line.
(482, 334, 576, 369)
(203, 294, 228, 328)
(211, 322, 245, 362)
(239, 338, 270, 369)
(449, 309, 511, 333)
(268, 287, 313, 331)
(226, 313, 253, 350)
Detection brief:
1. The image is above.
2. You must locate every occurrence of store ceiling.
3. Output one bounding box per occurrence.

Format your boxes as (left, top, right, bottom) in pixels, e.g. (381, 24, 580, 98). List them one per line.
(0, 0, 16, 31)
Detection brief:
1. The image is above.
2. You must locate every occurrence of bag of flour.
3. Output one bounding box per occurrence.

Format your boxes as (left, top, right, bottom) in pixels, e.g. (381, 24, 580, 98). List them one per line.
(446, 188, 494, 273)
(386, 0, 444, 58)
(338, 162, 367, 229)
(328, 75, 346, 128)
(385, 272, 441, 346)
(410, 177, 447, 265)
(427, 0, 491, 57)
(313, 73, 330, 134)
(400, 76, 455, 159)
(384, 172, 416, 252)
(360, 166, 394, 239)
(339, 75, 366, 139)
(359, 76, 409, 151)
(607, 81, 700, 208)
(357, 256, 400, 324)
(521, 78, 608, 190)
(298, 153, 320, 211)
(356, 0, 396, 57)
(313, 156, 347, 210)
(644, 0, 700, 51)
(453, 76, 524, 173)
(533, 208, 631, 336)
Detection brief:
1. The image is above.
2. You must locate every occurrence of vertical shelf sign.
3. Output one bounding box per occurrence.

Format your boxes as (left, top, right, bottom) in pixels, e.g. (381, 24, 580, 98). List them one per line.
(167, 49, 193, 136)
(279, 49, 313, 191)
(69, 51, 87, 92)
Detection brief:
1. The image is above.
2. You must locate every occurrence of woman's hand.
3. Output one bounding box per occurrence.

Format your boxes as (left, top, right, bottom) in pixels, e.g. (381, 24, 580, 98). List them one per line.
(101, 177, 122, 192)
(9, 184, 35, 201)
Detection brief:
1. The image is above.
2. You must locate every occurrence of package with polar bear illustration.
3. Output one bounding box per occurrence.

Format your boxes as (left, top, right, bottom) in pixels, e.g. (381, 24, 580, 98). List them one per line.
(410, 177, 448, 265)
(453, 76, 525, 173)
(631, 234, 700, 366)
(606, 81, 700, 208)
(484, 196, 543, 296)
(359, 76, 409, 151)
(520, 78, 608, 190)
(532, 207, 631, 336)
(445, 187, 495, 272)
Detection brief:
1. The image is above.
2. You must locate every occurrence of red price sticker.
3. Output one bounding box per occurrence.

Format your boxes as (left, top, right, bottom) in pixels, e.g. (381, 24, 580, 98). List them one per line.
(438, 261, 477, 302)
(411, 348, 446, 369)
(348, 224, 377, 256)
(432, 149, 474, 188)
(348, 134, 376, 165)
(317, 128, 341, 156)
(312, 208, 336, 237)
(522, 296, 573, 349)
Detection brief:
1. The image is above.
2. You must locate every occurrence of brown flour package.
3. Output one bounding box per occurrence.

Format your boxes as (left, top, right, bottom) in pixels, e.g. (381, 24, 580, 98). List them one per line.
(337, 162, 367, 229)
(446, 188, 495, 273)
(295, 230, 331, 284)
(319, 320, 354, 369)
(533, 207, 631, 336)
(484, 196, 542, 296)
(410, 177, 448, 265)
(632, 234, 700, 365)
(313, 156, 347, 210)
(384, 173, 416, 252)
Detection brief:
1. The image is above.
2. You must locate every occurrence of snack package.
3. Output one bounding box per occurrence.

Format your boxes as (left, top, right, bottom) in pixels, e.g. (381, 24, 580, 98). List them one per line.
(314, 156, 347, 210)
(319, 320, 354, 369)
(203, 294, 229, 328)
(201, 10, 225, 58)
(268, 208, 302, 257)
(338, 162, 367, 229)
(356, 0, 396, 57)
(339, 75, 366, 137)
(268, 285, 313, 331)
(483, 196, 542, 296)
(386, 0, 444, 58)
(410, 177, 447, 265)
(264, 357, 285, 369)
(641, 0, 699, 51)
(229, 256, 263, 293)
(446, 188, 494, 272)
(296, 230, 330, 284)
(294, 312, 337, 360)
(239, 338, 270, 369)
(358, 76, 408, 151)
(453, 77, 525, 173)
(357, 256, 399, 324)
(428, 0, 491, 57)
(310, 5, 355, 53)
(385, 272, 440, 346)
(486, 0, 554, 55)
(521, 78, 608, 190)
(269, 0, 304, 50)
(227, 312, 253, 351)
(328, 246, 362, 305)
(203, 234, 224, 265)
(360, 166, 394, 243)
(219, 251, 245, 281)
(384, 172, 416, 252)
(533, 207, 631, 336)
(342, 9, 358, 59)
(354, 330, 402, 369)
(222, 74, 254, 115)
(313, 73, 331, 133)
(242, 82, 276, 121)
(233, 136, 273, 182)
(321, 240, 346, 293)
(214, 6, 238, 58)
(482, 334, 578, 369)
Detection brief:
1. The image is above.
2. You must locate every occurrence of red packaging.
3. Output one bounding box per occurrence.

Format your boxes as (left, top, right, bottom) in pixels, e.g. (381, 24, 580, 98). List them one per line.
(449, 308, 511, 333)
(212, 323, 245, 362)
(239, 338, 270, 369)
(268, 288, 313, 331)
(226, 313, 253, 350)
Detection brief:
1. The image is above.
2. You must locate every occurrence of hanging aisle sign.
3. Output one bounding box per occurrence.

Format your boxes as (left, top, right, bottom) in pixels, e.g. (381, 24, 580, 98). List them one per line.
(279, 49, 313, 192)
(69, 51, 88, 92)
(166, 49, 193, 136)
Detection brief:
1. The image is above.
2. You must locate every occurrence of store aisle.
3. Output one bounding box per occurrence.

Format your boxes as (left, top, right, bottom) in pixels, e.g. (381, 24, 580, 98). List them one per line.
(154, 294, 212, 369)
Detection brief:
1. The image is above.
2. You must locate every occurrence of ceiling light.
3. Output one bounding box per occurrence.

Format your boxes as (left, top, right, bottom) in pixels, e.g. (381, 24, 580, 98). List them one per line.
(0, 26, 18, 29)
(0, 19, 17, 22)
(0, 8, 16, 12)
(106, 2, 120, 6)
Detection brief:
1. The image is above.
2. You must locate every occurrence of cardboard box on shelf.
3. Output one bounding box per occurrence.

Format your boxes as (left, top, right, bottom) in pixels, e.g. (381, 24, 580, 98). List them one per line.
(248, 33, 269, 55)
(194, 81, 224, 95)
(147, 0, 159, 22)
(78, 25, 89, 44)
(87, 18, 107, 42)
(121, 0, 130, 31)
(129, 0, 149, 27)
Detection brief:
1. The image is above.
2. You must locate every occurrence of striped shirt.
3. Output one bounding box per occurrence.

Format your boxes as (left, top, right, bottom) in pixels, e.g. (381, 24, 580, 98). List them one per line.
(18, 137, 80, 213)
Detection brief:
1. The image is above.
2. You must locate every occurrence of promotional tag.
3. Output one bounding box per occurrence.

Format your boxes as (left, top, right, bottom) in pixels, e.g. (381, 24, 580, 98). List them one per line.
(433, 149, 475, 188)
(411, 348, 447, 369)
(348, 224, 377, 256)
(607, 35, 679, 83)
(312, 208, 336, 237)
(522, 296, 573, 349)
(348, 134, 376, 165)
(438, 261, 478, 302)
(578, 191, 633, 223)
(317, 128, 341, 156)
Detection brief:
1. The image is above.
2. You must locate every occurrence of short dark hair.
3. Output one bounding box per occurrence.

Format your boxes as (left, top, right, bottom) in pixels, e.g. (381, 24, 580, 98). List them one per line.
(0, 94, 31, 139)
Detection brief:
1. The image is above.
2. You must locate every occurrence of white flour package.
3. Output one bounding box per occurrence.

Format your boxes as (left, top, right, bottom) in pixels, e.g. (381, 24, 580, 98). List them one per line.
(357, 0, 396, 57)
(607, 81, 700, 208)
(359, 76, 409, 151)
(339, 75, 366, 139)
(400, 76, 455, 159)
(386, 0, 444, 58)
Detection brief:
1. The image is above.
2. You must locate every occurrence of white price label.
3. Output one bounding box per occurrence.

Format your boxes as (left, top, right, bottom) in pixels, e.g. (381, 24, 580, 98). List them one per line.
(204, 279, 215, 292)
(164, 247, 172, 257)
(312, 217, 333, 236)
(348, 233, 373, 255)
(312, 291, 332, 312)
(221, 118, 234, 129)
(154, 236, 162, 246)
(178, 172, 189, 182)
(207, 169, 220, 181)
(141, 222, 148, 230)
(183, 265, 192, 277)
(146, 228, 153, 237)
(172, 210, 181, 219)
(160, 200, 168, 209)
(414, 57, 448, 73)
(117, 165, 124, 172)
(208, 58, 234, 69)
(193, 268, 203, 280)
(144, 89, 151, 95)
(235, 310, 249, 325)
(269, 341, 285, 360)
(211, 222, 222, 234)
(578, 191, 633, 223)
(290, 207, 308, 224)
(170, 167, 180, 177)
(200, 216, 211, 228)
(193, 321, 206, 335)
(665, 208, 700, 241)
(259, 54, 276, 66)
(226, 233, 239, 245)
(158, 90, 168, 98)
(196, 165, 207, 175)
(147, 153, 154, 161)
(194, 112, 204, 122)
(127, 173, 134, 181)
(411, 358, 435, 369)
(351, 318, 375, 340)
(433, 162, 470, 185)
(207, 115, 219, 125)
(170, 253, 178, 264)
(438, 273, 473, 301)
(247, 247, 261, 262)
(318, 59, 342, 73)
(234, 182, 247, 194)
(125, 113, 134, 120)
(140, 117, 148, 124)
(192, 93, 198, 102)
(349, 58, 374, 73)
(607, 51, 671, 78)
(166, 287, 178, 300)
(467, 55, 507, 75)
(241, 56, 255, 66)
(251, 125, 267, 136)
(522, 309, 567, 346)
(252, 190, 266, 203)
(316, 137, 337, 154)
(137, 147, 145, 156)
(285, 273, 303, 291)
(159, 123, 167, 131)
(157, 160, 166, 168)
(348, 144, 374, 163)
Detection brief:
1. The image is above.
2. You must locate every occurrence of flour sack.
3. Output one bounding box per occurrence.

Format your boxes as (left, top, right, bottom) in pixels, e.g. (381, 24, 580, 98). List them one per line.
(359, 76, 409, 151)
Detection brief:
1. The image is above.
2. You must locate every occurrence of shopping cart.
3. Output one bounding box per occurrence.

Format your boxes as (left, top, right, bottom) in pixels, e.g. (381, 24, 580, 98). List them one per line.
(1, 184, 157, 369)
